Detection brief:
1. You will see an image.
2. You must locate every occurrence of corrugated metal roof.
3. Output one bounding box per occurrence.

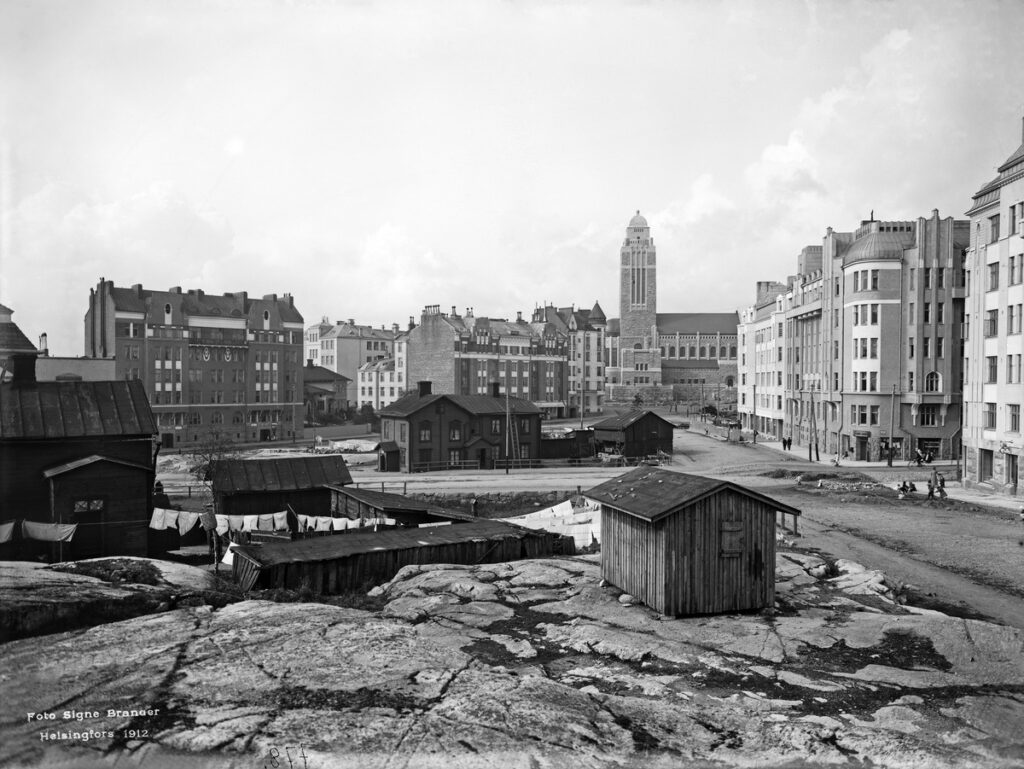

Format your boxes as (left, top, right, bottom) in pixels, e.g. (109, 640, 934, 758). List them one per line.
(43, 454, 152, 478)
(585, 467, 800, 521)
(589, 409, 676, 432)
(211, 455, 352, 494)
(0, 379, 156, 439)
(232, 519, 536, 567)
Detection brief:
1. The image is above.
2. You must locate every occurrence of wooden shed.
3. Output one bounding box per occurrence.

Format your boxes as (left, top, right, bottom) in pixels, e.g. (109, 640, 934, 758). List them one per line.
(590, 410, 675, 460)
(327, 486, 472, 526)
(229, 519, 568, 594)
(585, 468, 801, 616)
(210, 455, 352, 517)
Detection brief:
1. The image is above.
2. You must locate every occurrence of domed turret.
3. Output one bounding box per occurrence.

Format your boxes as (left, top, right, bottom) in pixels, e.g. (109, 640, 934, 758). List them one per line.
(629, 210, 648, 228)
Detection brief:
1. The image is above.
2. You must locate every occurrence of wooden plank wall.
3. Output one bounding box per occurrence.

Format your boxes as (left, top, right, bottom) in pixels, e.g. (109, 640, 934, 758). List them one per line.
(601, 506, 663, 609)
(660, 489, 775, 616)
(254, 532, 560, 594)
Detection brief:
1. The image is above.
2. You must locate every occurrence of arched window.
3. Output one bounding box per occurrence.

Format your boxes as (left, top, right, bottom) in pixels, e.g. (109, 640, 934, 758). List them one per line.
(669, 346, 676, 357)
(699, 346, 707, 358)
(720, 346, 727, 358)
(729, 346, 737, 358)
(710, 347, 718, 358)
(689, 346, 696, 357)
(633, 343, 643, 350)
(925, 372, 941, 392)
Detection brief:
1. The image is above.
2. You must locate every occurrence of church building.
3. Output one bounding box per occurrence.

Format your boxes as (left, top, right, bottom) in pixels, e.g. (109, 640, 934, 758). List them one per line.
(605, 211, 739, 392)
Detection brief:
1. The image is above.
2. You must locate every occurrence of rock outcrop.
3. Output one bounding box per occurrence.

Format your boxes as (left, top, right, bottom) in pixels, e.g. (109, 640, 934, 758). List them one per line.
(1, 552, 1023, 768)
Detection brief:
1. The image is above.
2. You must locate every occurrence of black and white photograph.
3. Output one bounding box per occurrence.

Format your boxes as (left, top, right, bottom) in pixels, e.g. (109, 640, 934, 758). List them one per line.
(2, 0, 1024, 766)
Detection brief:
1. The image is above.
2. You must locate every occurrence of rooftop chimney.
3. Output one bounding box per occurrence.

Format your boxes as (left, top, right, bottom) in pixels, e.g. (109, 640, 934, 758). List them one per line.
(38, 333, 48, 357)
(9, 352, 38, 386)
(418, 381, 432, 397)
(451, 306, 457, 317)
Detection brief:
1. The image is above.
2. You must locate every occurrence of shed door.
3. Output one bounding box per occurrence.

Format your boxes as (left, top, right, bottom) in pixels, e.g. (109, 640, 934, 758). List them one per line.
(720, 521, 744, 557)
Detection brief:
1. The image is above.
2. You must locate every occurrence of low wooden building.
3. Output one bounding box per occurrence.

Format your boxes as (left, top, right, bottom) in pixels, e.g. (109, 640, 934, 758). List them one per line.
(0, 352, 157, 562)
(211, 455, 353, 518)
(327, 486, 472, 526)
(230, 519, 568, 594)
(585, 468, 800, 616)
(590, 410, 675, 460)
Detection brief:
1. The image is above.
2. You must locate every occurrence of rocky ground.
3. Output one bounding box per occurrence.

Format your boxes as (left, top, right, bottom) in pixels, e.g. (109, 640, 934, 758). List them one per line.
(2, 549, 1024, 768)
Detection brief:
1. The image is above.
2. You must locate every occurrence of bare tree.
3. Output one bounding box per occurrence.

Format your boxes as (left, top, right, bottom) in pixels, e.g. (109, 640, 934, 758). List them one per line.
(186, 428, 237, 571)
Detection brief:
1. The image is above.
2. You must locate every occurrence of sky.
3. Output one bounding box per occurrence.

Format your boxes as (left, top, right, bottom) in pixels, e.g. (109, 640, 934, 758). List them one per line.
(2, 0, 1024, 355)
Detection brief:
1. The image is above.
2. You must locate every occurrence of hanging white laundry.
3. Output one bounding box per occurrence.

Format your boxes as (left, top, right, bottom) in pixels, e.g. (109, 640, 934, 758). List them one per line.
(220, 542, 241, 566)
(215, 515, 230, 535)
(0, 520, 15, 543)
(241, 515, 260, 532)
(148, 509, 168, 530)
(162, 510, 179, 529)
(297, 514, 311, 530)
(331, 517, 349, 531)
(272, 511, 289, 531)
(315, 516, 333, 532)
(22, 521, 78, 542)
(177, 511, 201, 536)
(227, 516, 245, 532)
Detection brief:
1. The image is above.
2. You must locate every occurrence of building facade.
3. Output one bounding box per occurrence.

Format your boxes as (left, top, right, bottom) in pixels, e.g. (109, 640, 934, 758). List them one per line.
(400, 305, 570, 418)
(605, 212, 739, 401)
(304, 318, 397, 387)
(739, 212, 968, 461)
(530, 304, 607, 416)
(963, 119, 1024, 495)
(356, 357, 403, 411)
(85, 280, 304, 448)
(738, 283, 790, 440)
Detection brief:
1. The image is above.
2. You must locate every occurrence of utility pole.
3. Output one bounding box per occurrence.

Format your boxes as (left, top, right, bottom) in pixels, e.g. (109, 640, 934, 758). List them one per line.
(888, 383, 896, 467)
(700, 382, 706, 422)
(752, 383, 757, 443)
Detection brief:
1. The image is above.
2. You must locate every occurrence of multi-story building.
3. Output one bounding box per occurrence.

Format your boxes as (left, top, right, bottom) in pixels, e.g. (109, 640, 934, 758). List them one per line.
(304, 318, 398, 385)
(356, 357, 403, 411)
(963, 119, 1024, 495)
(400, 305, 570, 418)
(738, 282, 789, 440)
(85, 280, 304, 448)
(740, 212, 968, 462)
(605, 211, 739, 399)
(530, 304, 607, 417)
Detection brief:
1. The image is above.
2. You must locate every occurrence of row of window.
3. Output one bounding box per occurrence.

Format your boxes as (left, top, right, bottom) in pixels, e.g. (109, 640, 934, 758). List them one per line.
(382, 417, 531, 442)
(984, 355, 1024, 384)
(980, 403, 1021, 431)
(659, 345, 737, 359)
(155, 409, 286, 427)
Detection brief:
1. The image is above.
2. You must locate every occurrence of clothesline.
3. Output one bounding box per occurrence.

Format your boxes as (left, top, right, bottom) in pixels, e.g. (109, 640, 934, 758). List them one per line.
(0, 520, 79, 543)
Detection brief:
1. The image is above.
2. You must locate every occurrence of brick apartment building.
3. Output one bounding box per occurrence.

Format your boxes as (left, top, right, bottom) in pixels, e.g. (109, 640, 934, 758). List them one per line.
(530, 303, 607, 417)
(85, 280, 304, 448)
(399, 305, 570, 418)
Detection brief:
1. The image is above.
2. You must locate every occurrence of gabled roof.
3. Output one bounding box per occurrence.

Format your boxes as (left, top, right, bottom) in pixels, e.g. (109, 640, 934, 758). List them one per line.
(379, 393, 541, 418)
(0, 379, 156, 439)
(585, 467, 801, 522)
(43, 454, 152, 478)
(656, 313, 739, 335)
(590, 409, 676, 432)
(0, 318, 36, 354)
(302, 364, 350, 384)
(211, 455, 352, 495)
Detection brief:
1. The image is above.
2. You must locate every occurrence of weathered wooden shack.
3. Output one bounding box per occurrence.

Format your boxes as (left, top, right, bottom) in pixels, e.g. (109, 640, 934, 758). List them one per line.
(229, 519, 568, 593)
(211, 455, 352, 517)
(585, 468, 801, 616)
(590, 410, 675, 459)
(0, 352, 157, 562)
(327, 486, 472, 526)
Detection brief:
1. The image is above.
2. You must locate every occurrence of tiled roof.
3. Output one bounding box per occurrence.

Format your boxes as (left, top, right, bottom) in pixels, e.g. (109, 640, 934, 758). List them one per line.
(0, 379, 156, 439)
(584, 467, 800, 522)
(589, 409, 675, 431)
(108, 285, 302, 324)
(590, 301, 606, 321)
(998, 141, 1024, 173)
(656, 313, 739, 335)
(302, 364, 350, 383)
(0, 321, 36, 354)
(379, 393, 541, 418)
(211, 455, 352, 495)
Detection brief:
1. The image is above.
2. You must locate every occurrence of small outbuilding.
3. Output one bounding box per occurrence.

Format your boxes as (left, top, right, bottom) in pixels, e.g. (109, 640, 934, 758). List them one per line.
(211, 455, 353, 518)
(590, 410, 675, 460)
(585, 468, 801, 616)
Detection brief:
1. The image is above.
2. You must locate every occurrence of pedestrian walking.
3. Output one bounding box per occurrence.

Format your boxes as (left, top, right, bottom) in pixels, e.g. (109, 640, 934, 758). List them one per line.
(937, 472, 947, 500)
(926, 479, 935, 500)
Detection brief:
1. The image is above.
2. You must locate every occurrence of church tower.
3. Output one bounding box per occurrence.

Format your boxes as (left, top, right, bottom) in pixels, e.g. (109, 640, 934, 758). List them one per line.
(619, 210, 657, 342)
(615, 211, 661, 386)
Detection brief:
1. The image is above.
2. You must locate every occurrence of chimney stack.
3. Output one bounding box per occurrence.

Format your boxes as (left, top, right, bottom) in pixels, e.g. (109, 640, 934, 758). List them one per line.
(418, 381, 432, 397)
(38, 333, 48, 357)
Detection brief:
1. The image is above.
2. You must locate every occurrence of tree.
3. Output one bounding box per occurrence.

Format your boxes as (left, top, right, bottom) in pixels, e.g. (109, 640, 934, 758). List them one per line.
(186, 428, 237, 573)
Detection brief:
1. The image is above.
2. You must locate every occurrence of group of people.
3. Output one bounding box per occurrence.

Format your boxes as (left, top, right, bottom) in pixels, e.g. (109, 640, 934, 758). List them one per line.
(912, 448, 935, 466)
(781, 436, 793, 451)
(897, 470, 947, 500)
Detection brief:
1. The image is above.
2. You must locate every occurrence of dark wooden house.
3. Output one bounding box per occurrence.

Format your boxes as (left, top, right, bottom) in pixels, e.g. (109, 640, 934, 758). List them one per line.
(378, 382, 542, 472)
(0, 352, 157, 562)
(210, 455, 353, 517)
(585, 468, 801, 616)
(230, 519, 567, 594)
(591, 410, 675, 459)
